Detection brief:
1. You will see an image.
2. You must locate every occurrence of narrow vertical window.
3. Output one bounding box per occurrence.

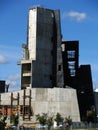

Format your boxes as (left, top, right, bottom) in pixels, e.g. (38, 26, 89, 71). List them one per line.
(58, 65, 61, 71)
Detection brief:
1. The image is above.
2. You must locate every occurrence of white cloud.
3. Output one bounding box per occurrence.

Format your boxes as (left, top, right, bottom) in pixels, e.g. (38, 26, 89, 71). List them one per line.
(0, 55, 9, 64)
(6, 74, 20, 89)
(7, 74, 20, 81)
(93, 79, 98, 90)
(62, 11, 87, 21)
(0, 44, 21, 59)
(92, 64, 98, 71)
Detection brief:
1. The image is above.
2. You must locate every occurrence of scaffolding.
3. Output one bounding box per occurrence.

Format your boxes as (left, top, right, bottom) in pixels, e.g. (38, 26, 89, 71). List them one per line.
(11, 92, 19, 114)
(23, 89, 31, 120)
(10, 89, 31, 121)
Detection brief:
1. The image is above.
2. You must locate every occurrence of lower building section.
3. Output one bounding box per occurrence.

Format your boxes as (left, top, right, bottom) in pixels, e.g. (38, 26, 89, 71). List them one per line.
(77, 65, 95, 121)
(0, 88, 80, 125)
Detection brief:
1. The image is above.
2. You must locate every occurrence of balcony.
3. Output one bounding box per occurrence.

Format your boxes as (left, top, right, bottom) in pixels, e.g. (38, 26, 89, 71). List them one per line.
(22, 84, 31, 88)
(22, 71, 31, 76)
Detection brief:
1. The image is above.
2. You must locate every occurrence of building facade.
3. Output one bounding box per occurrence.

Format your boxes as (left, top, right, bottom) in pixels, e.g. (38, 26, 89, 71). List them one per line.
(62, 41, 95, 121)
(62, 41, 79, 87)
(0, 88, 80, 125)
(19, 7, 64, 89)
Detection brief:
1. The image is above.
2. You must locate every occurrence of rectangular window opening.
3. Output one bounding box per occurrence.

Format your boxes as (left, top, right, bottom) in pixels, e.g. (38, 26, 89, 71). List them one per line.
(58, 65, 61, 71)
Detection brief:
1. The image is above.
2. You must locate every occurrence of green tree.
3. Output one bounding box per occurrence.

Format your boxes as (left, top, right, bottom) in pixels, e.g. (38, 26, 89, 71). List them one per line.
(10, 114, 18, 126)
(36, 113, 48, 126)
(86, 110, 95, 123)
(54, 112, 64, 126)
(0, 116, 7, 130)
(65, 116, 72, 126)
(47, 115, 54, 126)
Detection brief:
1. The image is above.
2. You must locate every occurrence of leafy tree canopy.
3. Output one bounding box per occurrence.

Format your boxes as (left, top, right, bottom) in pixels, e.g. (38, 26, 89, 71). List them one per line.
(54, 112, 64, 126)
(0, 116, 7, 129)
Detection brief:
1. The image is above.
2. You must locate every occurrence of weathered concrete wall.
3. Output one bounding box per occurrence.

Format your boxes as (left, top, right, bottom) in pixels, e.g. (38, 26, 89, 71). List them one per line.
(0, 88, 80, 123)
(31, 7, 54, 88)
(24, 7, 64, 88)
(28, 8, 37, 60)
(54, 10, 64, 87)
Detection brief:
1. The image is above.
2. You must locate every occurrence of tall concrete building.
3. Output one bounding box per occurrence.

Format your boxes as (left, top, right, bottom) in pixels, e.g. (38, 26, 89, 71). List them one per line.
(20, 7, 64, 89)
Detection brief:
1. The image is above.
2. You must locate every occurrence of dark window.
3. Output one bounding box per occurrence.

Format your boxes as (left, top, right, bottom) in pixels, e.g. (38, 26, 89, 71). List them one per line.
(50, 75, 52, 80)
(51, 36, 53, 42)
(58, 65, 61, 71)
(70, 69, 75, 76)
(23, 106, 29, 115)
(67, 50, 75, 59)
(20, 106, 23, 114)
(68, 61, 75, 76)
(51, 50, 53, 55)
(68, 62, 75, 69)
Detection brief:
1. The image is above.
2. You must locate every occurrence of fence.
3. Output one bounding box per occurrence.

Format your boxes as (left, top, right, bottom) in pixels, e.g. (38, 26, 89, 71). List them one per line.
(5, 125, 98, 130)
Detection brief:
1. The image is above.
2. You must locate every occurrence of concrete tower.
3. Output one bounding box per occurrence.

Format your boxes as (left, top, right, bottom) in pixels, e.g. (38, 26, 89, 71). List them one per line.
(20, 7, 64, 89)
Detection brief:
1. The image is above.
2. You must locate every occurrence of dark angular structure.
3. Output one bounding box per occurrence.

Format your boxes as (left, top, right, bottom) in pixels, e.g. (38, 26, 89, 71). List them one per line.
(77, 65, 95, 120)
(62, 41, 95, 121)
(0, 80, 5, 93)
(62, 40, 79, 87)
